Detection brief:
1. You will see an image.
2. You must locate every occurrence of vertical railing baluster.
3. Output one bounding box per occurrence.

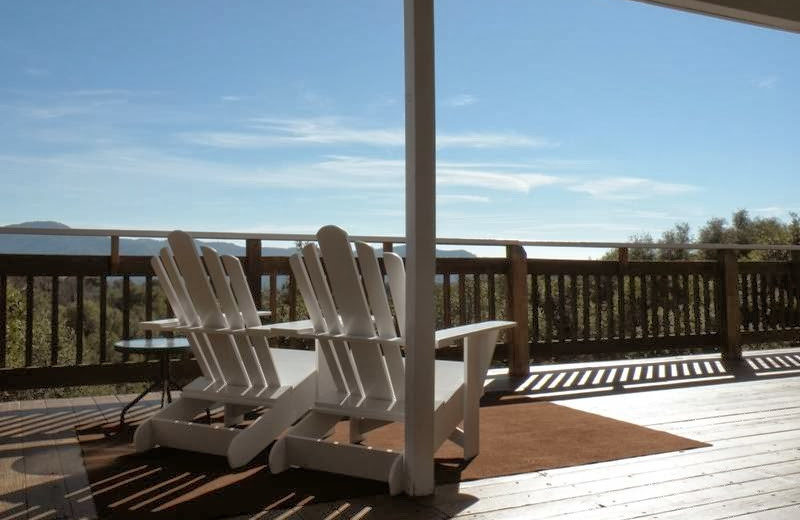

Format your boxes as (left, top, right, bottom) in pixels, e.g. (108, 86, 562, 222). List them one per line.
(458, 274, 466, 325)
(653, 275, 662, 337)
(51, 276, 59, 365)
(289, 274, 297, 322)
(0, 275, 5, 368)
(270, 271, 278, 321)
(557, 274, 566, 342)
(664, 274, 672, 336)
(488, 273, 496, 320)
(641, 274, 649, 338)
(682, 274, 690, 336)
(781, 271, 788, 329)
(617, 272, 625, 340)
(530, 274, 539, 344)
(145, 275, 153, 340)
(693, 274, 701, 335)
(99, 276, 107, 363)
(759, 272, 768, 331)
(582, 274, 590, 340)
(25, 276, 33, 367)
(473, 273, 481, 322)
(76, 276, 84, 365)
(607, 275, 615, 341)
(595, 275, 603, 340)
(544, 274, 553, 345)
(673, 273, 680, 335)
(739, 273, 753, 330)
(628, 274, 644, 339)
(570, 274, 578, 342)
(122, 275, 130, 361)
(702, 275, 712, 333)
(751, 273, 760, 331)
(443, 273, 451, 328)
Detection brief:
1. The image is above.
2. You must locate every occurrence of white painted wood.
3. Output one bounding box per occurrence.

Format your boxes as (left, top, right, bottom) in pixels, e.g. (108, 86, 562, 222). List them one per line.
(151, 252, 216, 381)
(403, 0, 437, 496)
(275, 224, 515, 495)
(318, 225, 394, 401)
(290, 253, 347, 393)
(356, 241, 406, 400)
(222, 254, 280, 387)
(383, 252, 407, 335)
(132, 230, 316, 468)
(302, 243, 362, 394)
(159, 247, 224, 382)
(202, 246, 267, 388)
(170, 231, 251, 387)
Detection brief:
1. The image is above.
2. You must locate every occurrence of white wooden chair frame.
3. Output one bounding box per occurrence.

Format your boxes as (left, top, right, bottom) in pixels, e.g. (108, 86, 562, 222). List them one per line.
(133, 231, 316, 468)
(242, 225, 515, 494)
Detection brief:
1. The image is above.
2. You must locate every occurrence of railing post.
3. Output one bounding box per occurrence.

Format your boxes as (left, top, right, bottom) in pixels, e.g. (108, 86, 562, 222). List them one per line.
(383, 241, 394, 253)
(245, 238, 262, 309)
(506, 244, 529, 377)
(719, 250, 742, 362)
(792, 251, 800, 326)
(109, 235, 120, 273)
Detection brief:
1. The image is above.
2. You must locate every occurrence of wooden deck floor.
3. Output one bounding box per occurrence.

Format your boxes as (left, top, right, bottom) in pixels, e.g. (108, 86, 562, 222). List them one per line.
(2, 348, 800, 519)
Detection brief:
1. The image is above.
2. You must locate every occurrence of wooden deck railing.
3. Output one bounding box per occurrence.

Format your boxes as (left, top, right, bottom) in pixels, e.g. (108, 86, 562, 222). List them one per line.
(1, 234, 799, 391)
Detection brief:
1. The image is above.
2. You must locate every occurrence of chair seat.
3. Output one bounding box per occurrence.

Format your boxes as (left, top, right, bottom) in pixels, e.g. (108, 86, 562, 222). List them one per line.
(314, 359, 465, 422)
(181, 348, 316, 407)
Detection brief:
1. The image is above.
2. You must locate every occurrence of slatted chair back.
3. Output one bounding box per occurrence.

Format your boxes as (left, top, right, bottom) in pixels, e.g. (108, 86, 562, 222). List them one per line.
(201, 247, 280, 388)
(168, 230, 251, 388)
(291, 225, 403, 402)
(293, 243, 361, 395)
(382, 252, 406, 337)
(151, 250, 218, 381)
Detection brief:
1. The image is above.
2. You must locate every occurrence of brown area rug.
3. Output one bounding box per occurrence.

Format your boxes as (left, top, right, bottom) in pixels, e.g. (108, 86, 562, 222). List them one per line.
(75, 401, 708, 519)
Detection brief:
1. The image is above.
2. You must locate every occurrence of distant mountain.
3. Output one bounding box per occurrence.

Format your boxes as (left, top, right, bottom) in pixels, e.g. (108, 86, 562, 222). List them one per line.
(0, 222, 476, 258)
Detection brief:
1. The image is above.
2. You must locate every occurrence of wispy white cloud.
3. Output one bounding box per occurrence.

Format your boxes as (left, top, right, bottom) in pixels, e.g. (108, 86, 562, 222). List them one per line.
(754, 76, 778, 89)
(568, 177, 700, 200)
(438, 194, 490, 204)
(221, 95, 242, 102)
(24, 67, 49, 77)
(443, 94, 477, 107)
(752, 206, 797, 216)
(26, 106, 86, 119)
(179, 117, 557, 150)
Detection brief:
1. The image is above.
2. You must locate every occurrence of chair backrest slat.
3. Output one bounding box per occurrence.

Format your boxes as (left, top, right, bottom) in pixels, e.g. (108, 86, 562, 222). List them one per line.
(317, 226, 393, 401)
(157, 248, 223, 382)
(354, 242, 405, 399)
(383, 252, 407, 337)
(151, 253, 214, 381)
(300, 243, 362, 394)
(202, 246, 268, 388)
(169, 231, 250, 387)
(290, 254, 347, 393)
(222, 254, 281, 387)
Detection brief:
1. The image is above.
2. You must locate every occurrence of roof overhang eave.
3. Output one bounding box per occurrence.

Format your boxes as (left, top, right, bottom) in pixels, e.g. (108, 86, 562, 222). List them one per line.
(634, 0, 800, 33)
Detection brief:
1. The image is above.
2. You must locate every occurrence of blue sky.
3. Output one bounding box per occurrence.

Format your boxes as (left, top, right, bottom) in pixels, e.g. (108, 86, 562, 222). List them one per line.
(0, 0, 797, 257)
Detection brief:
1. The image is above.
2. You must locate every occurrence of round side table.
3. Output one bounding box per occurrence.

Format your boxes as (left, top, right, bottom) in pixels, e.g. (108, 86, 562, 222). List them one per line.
(113, 337, 191, 429)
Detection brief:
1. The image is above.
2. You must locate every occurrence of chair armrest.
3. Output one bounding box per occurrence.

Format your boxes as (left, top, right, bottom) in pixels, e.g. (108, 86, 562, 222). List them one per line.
(139, 318, 181, 331)
(435, 320, 516, 348)
(231, 320, 316, 338)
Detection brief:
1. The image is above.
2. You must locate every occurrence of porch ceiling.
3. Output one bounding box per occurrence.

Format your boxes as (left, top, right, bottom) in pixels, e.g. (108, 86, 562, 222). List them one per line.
(636, 0, 800, 33)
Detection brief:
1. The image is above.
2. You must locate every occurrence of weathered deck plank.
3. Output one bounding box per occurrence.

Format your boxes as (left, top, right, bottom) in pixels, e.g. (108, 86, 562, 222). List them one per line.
(1, 356, 799, 520)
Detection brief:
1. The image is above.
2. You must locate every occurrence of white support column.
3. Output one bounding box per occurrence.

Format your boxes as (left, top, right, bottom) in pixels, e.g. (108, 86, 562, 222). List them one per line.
(403, 0, 436, 496)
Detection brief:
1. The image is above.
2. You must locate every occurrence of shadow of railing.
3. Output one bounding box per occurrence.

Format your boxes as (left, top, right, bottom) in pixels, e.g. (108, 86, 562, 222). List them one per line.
(483, 349, 800, 403)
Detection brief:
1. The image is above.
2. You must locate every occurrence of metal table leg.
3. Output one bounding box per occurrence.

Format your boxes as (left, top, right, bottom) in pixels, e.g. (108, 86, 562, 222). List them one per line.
(119, 380, 161, 429)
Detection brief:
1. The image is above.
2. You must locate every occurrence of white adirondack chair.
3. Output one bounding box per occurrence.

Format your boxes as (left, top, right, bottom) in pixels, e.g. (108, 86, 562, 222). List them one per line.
(133, 230, 317, 468)
(266, 225, 515, 494)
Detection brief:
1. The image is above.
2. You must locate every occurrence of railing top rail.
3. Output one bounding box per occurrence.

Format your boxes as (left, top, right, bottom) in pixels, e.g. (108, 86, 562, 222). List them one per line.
(1, 226, 800, 251)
